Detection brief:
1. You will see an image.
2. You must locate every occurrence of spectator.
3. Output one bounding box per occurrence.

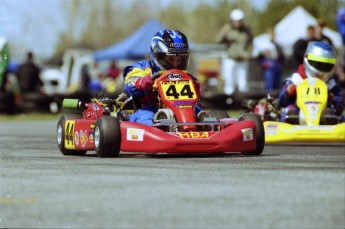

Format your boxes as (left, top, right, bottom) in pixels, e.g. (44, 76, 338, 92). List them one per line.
(336, 7, 345, 87)
(0, 38, 10, 92)
(315, 18, 333, 46)
(80, 64, 91, 91)
(256, 27, 285, 93)
(215, 8, 253, 95)
(292, 25, 318, 70)
(15, 51, 43, 93)
(106, 60, 121, 80)
(336, 8, 345, 45)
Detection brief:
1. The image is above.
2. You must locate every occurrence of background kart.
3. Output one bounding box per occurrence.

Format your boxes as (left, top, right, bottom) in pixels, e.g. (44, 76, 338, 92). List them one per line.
(243, 77, 345, 143)
(57, 69, 265, 157)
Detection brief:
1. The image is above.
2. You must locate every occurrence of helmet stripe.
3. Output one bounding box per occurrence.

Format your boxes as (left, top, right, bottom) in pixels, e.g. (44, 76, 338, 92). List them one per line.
(307, 53, 336, 64)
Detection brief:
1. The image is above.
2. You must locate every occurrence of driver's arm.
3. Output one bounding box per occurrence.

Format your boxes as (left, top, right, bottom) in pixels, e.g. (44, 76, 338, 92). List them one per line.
(123, 65, 153, 97)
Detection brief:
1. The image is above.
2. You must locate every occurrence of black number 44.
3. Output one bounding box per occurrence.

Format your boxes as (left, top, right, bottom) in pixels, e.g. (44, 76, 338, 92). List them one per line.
(166, 84, 194, 99)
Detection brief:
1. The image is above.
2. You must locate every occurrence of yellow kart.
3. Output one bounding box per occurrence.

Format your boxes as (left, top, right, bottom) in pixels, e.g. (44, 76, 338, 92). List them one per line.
(264, 77, 345, 143)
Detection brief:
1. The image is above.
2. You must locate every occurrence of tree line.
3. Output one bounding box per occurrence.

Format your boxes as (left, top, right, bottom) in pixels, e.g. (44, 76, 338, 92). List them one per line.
(51, 0, 344, 63)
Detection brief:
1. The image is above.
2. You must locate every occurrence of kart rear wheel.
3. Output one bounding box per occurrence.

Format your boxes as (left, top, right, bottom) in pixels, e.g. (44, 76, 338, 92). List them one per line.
(239, 113, 265, 156)
(94, 116, 121, 158)
(203, 110, 230, 119)
(197, 110, 229, 131)
(57, 114, 87, 156)
(198, 110, 230, 122)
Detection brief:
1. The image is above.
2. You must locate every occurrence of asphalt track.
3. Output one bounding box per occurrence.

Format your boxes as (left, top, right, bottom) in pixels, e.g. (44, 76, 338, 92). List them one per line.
(0, 120, 344, 229)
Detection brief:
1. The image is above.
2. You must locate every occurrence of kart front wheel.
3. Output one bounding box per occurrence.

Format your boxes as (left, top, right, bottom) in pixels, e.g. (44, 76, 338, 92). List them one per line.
(239, 113, 265, 156)
(57, 114, 87, 156)
(94, 116, 121, 158)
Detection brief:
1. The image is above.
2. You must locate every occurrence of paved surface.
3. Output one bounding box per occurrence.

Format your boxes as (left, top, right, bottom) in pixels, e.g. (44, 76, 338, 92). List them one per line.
(0, 120, 344, 228)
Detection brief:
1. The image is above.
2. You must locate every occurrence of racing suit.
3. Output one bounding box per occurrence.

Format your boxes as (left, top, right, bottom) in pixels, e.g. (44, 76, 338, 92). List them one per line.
(123, 60, 201, 125)
(278, 64, 344, 121)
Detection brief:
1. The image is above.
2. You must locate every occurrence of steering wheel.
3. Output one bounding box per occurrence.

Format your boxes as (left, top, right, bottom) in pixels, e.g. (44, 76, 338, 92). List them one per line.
(150, 71, 165, 80)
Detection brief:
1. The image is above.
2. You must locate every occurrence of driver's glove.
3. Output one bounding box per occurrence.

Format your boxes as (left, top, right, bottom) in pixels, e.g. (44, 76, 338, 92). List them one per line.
(286, 84, 296, 97)
(135, 75, 153, 91)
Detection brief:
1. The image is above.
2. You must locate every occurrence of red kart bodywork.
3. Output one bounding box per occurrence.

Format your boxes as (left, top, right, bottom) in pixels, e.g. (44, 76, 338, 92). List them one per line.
(64, 118, 257, 154)
(59, 69, 264, 156)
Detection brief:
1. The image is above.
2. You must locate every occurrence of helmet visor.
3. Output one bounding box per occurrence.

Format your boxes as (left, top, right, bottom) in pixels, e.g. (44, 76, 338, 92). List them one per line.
(155, 52, 189, 70)
(308, 60, 334, 72)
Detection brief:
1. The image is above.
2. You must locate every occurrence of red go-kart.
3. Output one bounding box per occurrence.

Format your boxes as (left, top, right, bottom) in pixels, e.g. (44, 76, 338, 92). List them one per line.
(57, 69, 265, 157)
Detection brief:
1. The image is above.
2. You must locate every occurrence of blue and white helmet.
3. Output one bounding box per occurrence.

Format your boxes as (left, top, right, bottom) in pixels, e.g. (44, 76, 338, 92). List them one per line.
(303, 41, 336, 82)
(149, 29, 190, 72)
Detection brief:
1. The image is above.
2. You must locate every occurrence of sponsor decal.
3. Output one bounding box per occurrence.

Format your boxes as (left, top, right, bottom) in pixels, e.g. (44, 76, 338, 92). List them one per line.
(304, 101, 321, 105)
(89, 132, 94, 144)
(241, 128, 253, 141)
(161, 80, 189, 85)
(266, 123, 278, 129)
(167, 73, 182, 81)
(127, 128, 145, 141)
(307, 77, 317, 86)
(74, 131, 80, 146)
(80, 130, 88, 148)
(291, 126, 335, 130)
(173, 101, 194, 107)
(265, 123, 278, 135)
(178, 105, 192, 109)
(64, 121, 75, 149)
(170, 43, 187, 47)
(169, 132, 210, 139)
(90, 124, 95, 129)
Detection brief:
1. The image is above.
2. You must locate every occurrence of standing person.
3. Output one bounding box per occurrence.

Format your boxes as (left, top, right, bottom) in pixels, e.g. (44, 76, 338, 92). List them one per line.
(315, 18, 333, 46)
(256, 27, 285, 93)
(292, 25, 318, 70)
(336, 8, 345, 87)
(0, 38, 10, 92)
(80, 64, 91, 91)
(106, 60, 121, 80)
(15, 51, 43, 93)
(337, 7, 345, 45)
(215, 8, 253, 95)
(123, 29, 201, 126)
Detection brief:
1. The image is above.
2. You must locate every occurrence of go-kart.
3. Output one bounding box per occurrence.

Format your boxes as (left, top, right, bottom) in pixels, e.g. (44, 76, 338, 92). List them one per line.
(244, 77, 345, 143)
(57, 69, 265, 157)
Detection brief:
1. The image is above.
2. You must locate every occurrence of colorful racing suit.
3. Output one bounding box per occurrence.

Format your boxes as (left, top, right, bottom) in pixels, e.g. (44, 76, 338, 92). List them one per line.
(278, 64, 344, 121)
(123, 60, 202, 125)
(123, 60, 158, 125)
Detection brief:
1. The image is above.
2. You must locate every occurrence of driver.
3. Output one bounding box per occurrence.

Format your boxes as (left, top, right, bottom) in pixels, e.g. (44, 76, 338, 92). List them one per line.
(278, 41, 344, 121)
(123, 29, 200, 125)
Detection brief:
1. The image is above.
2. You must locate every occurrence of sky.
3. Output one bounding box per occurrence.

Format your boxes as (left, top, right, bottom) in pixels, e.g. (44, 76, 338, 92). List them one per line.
(0, 0, 268, 62)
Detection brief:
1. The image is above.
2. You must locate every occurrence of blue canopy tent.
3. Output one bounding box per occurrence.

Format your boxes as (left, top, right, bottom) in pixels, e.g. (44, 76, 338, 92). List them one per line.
(93, 19, 166, 60)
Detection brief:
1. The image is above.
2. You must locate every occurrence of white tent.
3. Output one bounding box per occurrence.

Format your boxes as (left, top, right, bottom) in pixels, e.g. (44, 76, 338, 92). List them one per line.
(253, 6, 343, 57)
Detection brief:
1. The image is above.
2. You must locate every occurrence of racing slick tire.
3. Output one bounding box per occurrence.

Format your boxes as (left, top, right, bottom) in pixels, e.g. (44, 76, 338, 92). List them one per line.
(239, 113, 265, 156)
(94, 116, 121, 158)
(57, 114, 87, 156)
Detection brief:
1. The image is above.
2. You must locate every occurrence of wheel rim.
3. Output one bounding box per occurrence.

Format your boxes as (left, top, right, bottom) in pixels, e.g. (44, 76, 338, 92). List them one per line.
(94, 126, 100, 148)
(57, 124, 63, 145)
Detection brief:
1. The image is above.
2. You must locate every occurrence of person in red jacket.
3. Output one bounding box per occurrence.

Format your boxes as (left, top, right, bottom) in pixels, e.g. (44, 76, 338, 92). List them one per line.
(278, 41, 344, 122)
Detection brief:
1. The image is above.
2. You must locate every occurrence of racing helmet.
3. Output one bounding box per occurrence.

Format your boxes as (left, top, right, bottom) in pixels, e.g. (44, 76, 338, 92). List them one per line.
(149, 29, 190, 72)
(303, 41, 336, 82)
